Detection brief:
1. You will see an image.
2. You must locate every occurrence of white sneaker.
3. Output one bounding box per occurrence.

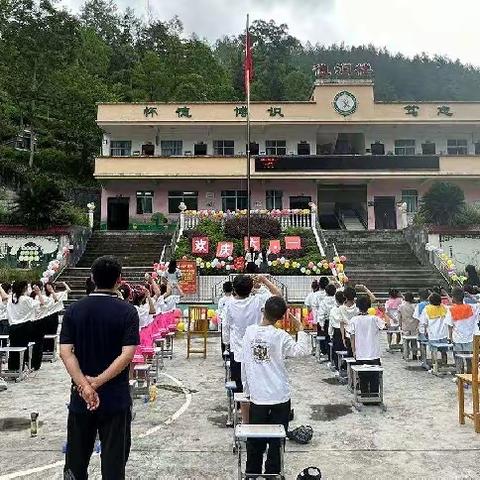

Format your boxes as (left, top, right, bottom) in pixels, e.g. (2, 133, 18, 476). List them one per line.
(0, 378, 7, 391)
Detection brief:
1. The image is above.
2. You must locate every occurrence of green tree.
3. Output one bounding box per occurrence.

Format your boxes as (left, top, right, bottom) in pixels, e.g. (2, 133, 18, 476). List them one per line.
(419, 182, 466, 226)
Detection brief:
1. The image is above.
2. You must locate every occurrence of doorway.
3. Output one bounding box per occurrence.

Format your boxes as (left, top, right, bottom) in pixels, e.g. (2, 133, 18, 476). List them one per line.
(107, 197, 130, 230)
(374, 196, 397, 229)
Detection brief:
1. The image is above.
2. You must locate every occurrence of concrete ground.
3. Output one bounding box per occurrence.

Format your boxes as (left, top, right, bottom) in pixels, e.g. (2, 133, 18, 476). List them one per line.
(0, 335, 479, 480)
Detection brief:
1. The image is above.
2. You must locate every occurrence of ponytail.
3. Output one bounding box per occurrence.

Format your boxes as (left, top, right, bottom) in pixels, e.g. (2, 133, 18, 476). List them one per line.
(11, 281, 28, 305)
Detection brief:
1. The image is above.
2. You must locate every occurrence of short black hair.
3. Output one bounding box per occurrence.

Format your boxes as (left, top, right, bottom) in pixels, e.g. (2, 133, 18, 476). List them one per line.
(429, 292, 442, 306)
(418, 289, 430, 301)
(1, 282, 11, 293)
(343, 286, 356, 302)
(311, 280, 319, 292)
(91, 256, 122, 290)
(403, 292, 414, 303)
(233, 275, 254, 298)
(356, 295, 371, 313)
(451, 286, 464, 303)
(388, 288, 400, 298)
(319, 277, 329, 289)
(223, 281, 233, 294)
(325, 284, 336, 297)
(335, 291, 346, 305)
(264, 296, 287, 322)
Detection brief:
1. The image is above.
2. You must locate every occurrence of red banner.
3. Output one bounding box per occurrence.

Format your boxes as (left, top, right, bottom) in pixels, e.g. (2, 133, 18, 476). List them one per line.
(244, 236, 261, 251)
(177, 260, 197, 294)
(269, 240, 281, 254)
(284, 236, 302, 250)
(216, 241, 234, 258)
(192, 236, 209, 254)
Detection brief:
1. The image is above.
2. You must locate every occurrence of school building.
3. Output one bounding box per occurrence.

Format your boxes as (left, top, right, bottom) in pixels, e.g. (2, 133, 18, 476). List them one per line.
(94, 64, 480, 230)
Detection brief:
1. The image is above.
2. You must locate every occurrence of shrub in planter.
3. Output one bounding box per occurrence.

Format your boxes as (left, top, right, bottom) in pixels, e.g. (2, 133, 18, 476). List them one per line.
(225, 216, 281, 239)
(151, 212, 168, 226)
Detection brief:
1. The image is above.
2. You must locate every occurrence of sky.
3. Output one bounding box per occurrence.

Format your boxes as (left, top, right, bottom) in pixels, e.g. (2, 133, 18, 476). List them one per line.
(60, 0, 480, 66)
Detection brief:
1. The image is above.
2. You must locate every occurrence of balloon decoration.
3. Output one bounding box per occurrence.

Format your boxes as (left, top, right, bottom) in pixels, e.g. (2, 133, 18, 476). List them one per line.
(176, 321, 185, 332)
(425, 243, 467, 285)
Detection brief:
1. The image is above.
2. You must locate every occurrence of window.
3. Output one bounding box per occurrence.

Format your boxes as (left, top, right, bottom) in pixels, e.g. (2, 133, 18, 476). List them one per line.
(447, 139, 468, 155)
(110, 140, 131, 157)
(370, 142, 385, 155)
(265, 140, 287, 156)
(246, 142, 259, 155)
(221, 190, 248, 211)
(161, 140, 183, 156)
(289, 196, 311, 209)
(422, 142, 436, 155)
(136, 191, 154, 214)
(297, 142, 310, 155)
(475, 142, 480, 155)
(142, 143, 155, 156)
(401, 189, 418, 214)
(266, 190, 283, 210)
(213, 140, 234, 156)
(168, 191, 198, 213)
(194, 142, 207, 155)
(394, 139, 416, 155)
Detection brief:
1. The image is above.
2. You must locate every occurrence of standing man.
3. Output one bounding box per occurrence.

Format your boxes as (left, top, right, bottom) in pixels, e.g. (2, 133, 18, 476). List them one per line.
(60, 256, 139, 480)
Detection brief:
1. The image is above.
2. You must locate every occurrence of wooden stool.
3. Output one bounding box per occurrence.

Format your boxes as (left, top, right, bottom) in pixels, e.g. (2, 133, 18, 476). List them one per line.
(419, 339, 431, 370)
(164, 332, 175, 359)
(0, 346, 28, 382)
(43, 334, 59, 362)
(335, 351, 349, 381)
(386, 329, 403, 352)
(187, 307, 209, 358)
(315, 336, 326, 363)
(225, 380, 237, 427)
(235, 424, 286, 480)
(133, 364, 151, 397)
(233, 392, 250, 453)
(308, 332, 317, 356)
(152, 343, 165, 381)
(344, 358, 357, 392)
(402, 335, 419, 361)
(351, 364, 385, 411)
(455, 353, 473, 374)
(430, 342, 455, 376)
(328, 342, 334, 366)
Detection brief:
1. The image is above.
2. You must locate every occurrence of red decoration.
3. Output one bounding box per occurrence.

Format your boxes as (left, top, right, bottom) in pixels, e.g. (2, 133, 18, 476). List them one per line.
(177, 260, 197, 294)
(244, 237, 261, 251)
(234, 257, 245, 271)
(192, 236, 209, 254)
(216, 241, 234, 258)
(269, 240, 281, 254)
(284, 236, 301, 250)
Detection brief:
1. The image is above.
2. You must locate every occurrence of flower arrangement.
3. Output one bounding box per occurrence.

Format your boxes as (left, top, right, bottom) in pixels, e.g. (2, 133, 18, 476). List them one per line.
(425, 243, 466, 284)
(40, 245, 71, 284)
(183, 208, 311, 218)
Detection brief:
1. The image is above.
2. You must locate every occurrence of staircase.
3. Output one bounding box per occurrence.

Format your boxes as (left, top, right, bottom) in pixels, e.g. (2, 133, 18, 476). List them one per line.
(57, 232, 171, 305)
(322, 230, 447, 301)
(341, 210, 367, 230)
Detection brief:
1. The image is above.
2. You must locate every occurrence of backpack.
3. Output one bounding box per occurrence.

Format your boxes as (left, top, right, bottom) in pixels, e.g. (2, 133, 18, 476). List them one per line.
(296, 466, 322, 480)
(287, 425, 314, 444)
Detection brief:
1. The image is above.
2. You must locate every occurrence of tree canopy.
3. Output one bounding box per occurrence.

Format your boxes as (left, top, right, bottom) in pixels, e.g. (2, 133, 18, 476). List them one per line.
(2, 1, 480, 186)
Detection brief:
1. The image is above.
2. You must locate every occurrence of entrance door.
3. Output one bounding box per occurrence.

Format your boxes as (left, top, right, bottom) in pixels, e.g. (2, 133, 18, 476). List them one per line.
(107, 197, 130, 230)
(289, 196, 311, 209)
(374, 196, 397, 229)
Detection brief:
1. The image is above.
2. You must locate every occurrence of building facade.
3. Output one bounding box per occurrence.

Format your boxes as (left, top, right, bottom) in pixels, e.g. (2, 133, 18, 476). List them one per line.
(95, 72, 480, 230)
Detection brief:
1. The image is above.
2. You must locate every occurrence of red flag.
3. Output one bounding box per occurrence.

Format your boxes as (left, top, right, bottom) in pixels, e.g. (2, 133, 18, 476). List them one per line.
(285, 236, 302, 250)
(244, 20, 253, 93)
(269, 240, 281, 254)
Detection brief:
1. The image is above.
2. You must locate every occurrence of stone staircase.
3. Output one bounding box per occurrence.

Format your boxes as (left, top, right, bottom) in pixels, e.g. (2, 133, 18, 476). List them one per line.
(58, 232, 171, 306)
(322, 230, 447, 301)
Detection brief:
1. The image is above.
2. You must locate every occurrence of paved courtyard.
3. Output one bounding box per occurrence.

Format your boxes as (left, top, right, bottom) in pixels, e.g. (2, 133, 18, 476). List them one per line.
(0, 335, 479, 480)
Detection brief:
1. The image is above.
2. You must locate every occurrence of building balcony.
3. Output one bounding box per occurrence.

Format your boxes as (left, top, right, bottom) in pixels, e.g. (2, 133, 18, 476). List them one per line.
(94, 154, 480, 180)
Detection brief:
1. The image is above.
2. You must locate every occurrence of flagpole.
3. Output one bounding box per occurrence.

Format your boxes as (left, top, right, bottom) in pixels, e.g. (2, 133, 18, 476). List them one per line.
(246, 14, 251, 250)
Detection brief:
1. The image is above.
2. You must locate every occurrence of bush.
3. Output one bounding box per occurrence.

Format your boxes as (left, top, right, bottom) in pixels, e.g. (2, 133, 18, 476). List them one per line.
(224, 216, 281, 239)
(151, 212, 168, 226)
(62, 203, 90, 227)
(453, 203, 480, 226)
(419, 182, 465, 226)
(0, 267, 43, 283)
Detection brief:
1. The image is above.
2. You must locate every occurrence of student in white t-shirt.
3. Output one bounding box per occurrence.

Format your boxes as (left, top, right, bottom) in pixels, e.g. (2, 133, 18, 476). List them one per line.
(350, 296, 385, 396)
(241, 296, 309, 477)
(329, 290, 347, 371)
(314, 283, 336, 357)
(446, 287, 480, 373)
(131, 286, 155, 329)
(223, 274, 281, 392)
(217, 281, 233, 355)
(161, 259, 184, 295)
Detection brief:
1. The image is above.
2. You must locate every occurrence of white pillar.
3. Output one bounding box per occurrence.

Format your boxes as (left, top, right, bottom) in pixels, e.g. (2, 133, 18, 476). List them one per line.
(87, 202, 95, 229)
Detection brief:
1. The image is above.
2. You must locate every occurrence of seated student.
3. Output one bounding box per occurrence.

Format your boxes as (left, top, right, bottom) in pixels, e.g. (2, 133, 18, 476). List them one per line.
(398, 292, 419, 359)
(241, 296, 309, 478)
(217, 281, 234, 355)
(419, 292, 449, 366)
(350, 296, 385, 396)
(385, 288, 402, 348)
(445, 287, 480, 373)
(223, 275, 281, 392)
(329, 290, 346, 371)
(315, 283, 337, 359)
(0, 282, 11, 335)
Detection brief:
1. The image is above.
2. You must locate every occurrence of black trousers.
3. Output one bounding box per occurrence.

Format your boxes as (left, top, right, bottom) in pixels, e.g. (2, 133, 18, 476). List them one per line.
(30, 320, 44, 370)
(64, 408, 132, 480)
(8, 322, 32, 371)
(246, 400, 290, 475)
(229, 352, 243, 392)
(41, 312, 59, 352)
(0, 319, 9, 335)
(356, 358, 381, 395)
(317, 321, 330, 356)
(332, 328, 345, 370)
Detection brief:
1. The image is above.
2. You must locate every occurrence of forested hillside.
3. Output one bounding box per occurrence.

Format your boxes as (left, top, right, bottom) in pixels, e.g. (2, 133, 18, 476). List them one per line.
(2, 0, 480, 189)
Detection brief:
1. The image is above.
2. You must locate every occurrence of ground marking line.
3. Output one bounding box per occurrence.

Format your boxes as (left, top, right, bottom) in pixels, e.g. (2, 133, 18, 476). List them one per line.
(137, 372, 192, 438)
(0, 460, 64, 480)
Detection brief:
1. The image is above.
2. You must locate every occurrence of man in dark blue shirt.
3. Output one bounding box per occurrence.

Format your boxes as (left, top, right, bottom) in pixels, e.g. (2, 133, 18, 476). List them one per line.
(60, 255, 139, 480)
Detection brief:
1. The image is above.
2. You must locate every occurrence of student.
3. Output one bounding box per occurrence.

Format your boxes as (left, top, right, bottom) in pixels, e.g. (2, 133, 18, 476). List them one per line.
(315, 283, 337, 358)
(162, 259, 184, 295)
(218, 281, 234, 355)
(42, 282, 71, 353)
(245, 247, 258, 274)
(445, 287, 480, 373)
(398, 292, 419, 359)
(463, 285, 480, 305)
(155, 283, 181, 313)
(118, 282, 132, 302)
(223, 275, 281, 391)
(257, 247, 270, 273)
(339, 286, 359, 358)
(7, 281, 45, 371)
(131, 285, 156, 329)
(0, 282, 11, 335)
(30, 281, 53, 369)
(350, 296, 385, 396)
(60, 255, 139, 480)
(385, 288, 402, 348)
(465, 264, 480, 288)
(413, 289, 430, 324)
(241, 296, 309, 477)
(329, 290, 346, 371)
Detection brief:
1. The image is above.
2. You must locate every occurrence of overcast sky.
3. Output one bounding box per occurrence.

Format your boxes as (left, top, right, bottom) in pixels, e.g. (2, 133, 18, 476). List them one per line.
(60, 0, 480, 66)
